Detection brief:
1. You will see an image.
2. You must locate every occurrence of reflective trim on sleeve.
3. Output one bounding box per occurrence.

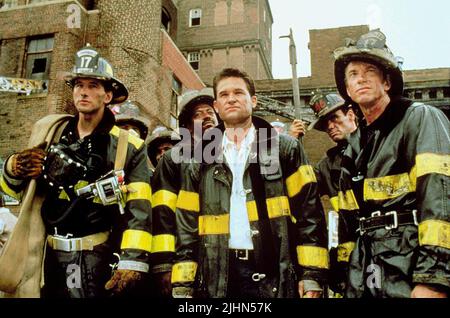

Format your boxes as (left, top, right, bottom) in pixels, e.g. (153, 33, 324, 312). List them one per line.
(337, 241, 356, 262)
(171, 261, 198, 283)
(152, 189, 177, 212)
(176, 190, 200, 212)
(199, 214, 229, 235)
(364, 172, 415, 201)
(126, 182, 152, 203)
(286, 165, 317, 198)
(297, 245, 329, 269)
(120, 229, 152, 252)
(151, 234, 176, 253)
(266, 196, 291, 219)
(338, 190, 360, 211)
(418, 220, 450, 249)
(416, 153, 450, 178)
(0, 175, 21, 200)
(330, 196, 339, 211)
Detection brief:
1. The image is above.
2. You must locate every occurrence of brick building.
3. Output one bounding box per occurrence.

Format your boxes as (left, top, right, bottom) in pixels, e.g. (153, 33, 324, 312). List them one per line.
(176, 0, 273, 85)
(0, 0, 203, 159)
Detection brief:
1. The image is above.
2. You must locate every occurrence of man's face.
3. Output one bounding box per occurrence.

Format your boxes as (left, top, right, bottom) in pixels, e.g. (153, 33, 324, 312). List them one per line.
(325, 109, 357, 142)
(188, 103, 219, 133)
(73, 78, 112, 115)
(156, 142, 174, 163)
(345, 61, 391, 107)
(214, 77, 256, 126)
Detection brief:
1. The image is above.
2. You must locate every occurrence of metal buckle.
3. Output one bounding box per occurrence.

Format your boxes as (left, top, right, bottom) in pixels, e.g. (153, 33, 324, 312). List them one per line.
(412, 209, 419, 226)
(251, 273, 266, 282)
(371, 211, 381, 217)
(52, 236, 83, 252)
(235, 249, 249, 261)
(358, 216, 366, 235)
(385, 211, 398, 230)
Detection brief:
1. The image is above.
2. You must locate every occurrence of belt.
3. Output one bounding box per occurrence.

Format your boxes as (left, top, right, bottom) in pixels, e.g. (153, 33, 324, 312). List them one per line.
(47, 231, 109, 252)
(230, 248, 254, 261)
(358, 210, 418, 235)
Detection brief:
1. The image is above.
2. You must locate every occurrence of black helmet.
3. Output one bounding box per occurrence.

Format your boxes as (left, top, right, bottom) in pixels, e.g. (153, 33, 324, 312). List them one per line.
(110, 100, 150, 140)
(146, 127, 181, 167)
(307, 93, 349, 131)
(64, 44, 128, 104)
(334, 29, 403, 102)
(178, 88, 215, 128)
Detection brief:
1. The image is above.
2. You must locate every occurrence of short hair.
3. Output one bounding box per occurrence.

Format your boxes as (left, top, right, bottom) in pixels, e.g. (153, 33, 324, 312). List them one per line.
(213, 68, 255, 98)
(344, 59, 390, 86)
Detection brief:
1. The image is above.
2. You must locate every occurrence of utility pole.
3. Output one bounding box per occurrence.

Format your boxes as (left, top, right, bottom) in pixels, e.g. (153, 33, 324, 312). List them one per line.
(280, 28, 301, 119)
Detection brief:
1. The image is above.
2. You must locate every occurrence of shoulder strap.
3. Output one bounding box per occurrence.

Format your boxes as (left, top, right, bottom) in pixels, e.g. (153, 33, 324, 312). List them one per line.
(115, 128, 129, 170)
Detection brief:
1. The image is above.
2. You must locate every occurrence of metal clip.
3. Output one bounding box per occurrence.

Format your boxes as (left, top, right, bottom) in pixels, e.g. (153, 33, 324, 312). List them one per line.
(251, 273, 266, 282)
(385, 211, 398, 230)
(412, 209, 419, 226)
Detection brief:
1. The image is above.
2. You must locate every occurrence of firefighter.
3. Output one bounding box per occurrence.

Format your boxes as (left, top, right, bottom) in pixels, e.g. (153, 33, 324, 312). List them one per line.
(171, 68, 328, 298)
(0, 45, 152, 298)
(333, 29, 449, 298)
(146, 127, 180, 170)
(150, 87, 219, 297)
(307, 92, 358, 294)
(111, 100, 150, 140)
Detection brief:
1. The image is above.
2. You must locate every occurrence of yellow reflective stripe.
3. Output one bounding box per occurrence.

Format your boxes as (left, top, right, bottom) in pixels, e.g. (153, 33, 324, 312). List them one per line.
(110, 125, 144, 149)
(419, 220, 450, 249)
(297, 246, 329, 269)
(338, 190, 359, 211)
(152, 190, 177, 212)
(126, 182, 152, 203)
(171, 261, 198, 283)
(177, 190, 200, 212)
(121, 229, 152, 252)
(286, 165, 317, 198)
(337, 241, 356, 262)
(416, 153, 450, 178)
(330, 196, 339, 211)
(151, 234, 175, 253)
(364, 172, 415, 201)
(199, 214, 229, 235)
(246, 196, 291, 222)
(0, 175, 21, 200)
(246, 200, 258, 222)
(266, 196, 291, 219)
(59, 180, 89, 201)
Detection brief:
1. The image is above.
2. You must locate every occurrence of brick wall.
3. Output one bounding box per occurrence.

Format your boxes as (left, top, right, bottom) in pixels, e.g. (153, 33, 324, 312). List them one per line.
(309, 25, 369, 85)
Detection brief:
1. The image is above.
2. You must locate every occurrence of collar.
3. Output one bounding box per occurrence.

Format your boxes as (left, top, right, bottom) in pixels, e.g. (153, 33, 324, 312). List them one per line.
(222, 125, 256, 151)
(66, 107, 116, 140)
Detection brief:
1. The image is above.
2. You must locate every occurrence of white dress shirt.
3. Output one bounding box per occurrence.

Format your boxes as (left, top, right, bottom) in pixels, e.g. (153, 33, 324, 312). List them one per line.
(222, 125, 256, 250)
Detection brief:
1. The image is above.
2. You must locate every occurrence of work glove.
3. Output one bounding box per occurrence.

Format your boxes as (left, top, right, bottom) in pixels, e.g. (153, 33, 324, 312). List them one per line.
(105, 269, 143, 295)
(8, 142, 47, 179)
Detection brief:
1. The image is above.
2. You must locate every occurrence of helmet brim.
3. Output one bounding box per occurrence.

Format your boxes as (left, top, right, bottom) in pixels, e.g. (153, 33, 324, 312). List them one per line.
(334, 53, 403, 103)
(64, 73, 129, 105)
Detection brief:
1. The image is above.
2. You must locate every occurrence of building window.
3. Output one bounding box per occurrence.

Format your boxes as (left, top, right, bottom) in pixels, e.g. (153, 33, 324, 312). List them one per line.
(414, 91, 422, 100)
(428, 89, 437, 99)
(189, 8, 202, 27)
(188, 52, 199, 71)
(443, 88, 450, 98)
(161, 7, 171, 33)
(171, 76, 182, 118)
(25, 36, 54, 80)
(1, 0, 18, 9)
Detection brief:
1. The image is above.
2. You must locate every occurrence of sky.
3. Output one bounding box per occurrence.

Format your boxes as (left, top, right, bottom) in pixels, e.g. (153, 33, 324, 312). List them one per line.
(269, 0, 450, 79)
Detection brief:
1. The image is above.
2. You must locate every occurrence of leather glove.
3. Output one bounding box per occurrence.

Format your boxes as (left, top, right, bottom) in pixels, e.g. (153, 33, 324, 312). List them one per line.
(8, 142, 47, 179)
(154, 271, 172, 297)
(105, 269, 143, 294)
